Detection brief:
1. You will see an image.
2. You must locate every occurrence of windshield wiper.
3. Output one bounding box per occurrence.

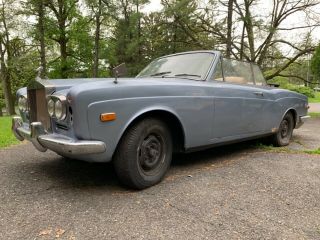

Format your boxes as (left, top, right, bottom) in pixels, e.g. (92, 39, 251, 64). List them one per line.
(150, 71, 171, 77)
(174, 73, 201, 78)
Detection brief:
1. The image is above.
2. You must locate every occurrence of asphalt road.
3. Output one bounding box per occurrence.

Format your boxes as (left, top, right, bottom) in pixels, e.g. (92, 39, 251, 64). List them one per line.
(1, 118, 320, 240)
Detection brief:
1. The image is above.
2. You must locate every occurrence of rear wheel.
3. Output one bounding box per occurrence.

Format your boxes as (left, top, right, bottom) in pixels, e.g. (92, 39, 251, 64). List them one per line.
(113, 118, 172, 189)
(271, 112, 294, 147)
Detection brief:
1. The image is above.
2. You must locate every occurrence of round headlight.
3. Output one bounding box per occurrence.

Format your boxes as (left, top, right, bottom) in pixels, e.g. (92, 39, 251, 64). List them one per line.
(47, 99, 55, 117)
(54, 99, 66, 120)
(18, 96, 27, 112)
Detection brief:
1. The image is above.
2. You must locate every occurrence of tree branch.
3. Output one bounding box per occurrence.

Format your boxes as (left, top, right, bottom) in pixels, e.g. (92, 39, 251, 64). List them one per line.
(265, 47, 315, 80)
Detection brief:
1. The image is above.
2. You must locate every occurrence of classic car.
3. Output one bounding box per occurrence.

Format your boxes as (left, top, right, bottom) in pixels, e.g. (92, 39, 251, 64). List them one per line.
(12, 50, 309, 189)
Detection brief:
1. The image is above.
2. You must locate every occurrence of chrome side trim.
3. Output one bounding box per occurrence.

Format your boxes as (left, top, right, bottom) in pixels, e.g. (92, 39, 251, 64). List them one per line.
(12, 116, 106, 155)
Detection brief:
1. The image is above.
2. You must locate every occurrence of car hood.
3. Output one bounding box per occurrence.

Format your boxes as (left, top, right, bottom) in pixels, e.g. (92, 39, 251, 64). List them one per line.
(51, 77, 208, 95)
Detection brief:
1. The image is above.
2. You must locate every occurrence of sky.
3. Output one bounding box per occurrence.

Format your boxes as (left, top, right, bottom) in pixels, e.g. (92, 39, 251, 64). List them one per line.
(142, 0, 162, 12)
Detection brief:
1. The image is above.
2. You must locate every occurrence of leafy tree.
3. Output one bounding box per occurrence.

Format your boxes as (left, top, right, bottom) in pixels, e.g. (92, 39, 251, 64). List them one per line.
(0, 0, 21, 115)
(45, 0, 81, 78)
(311, 44, 320, 82)
(107, 0, 150, 76)
(23, 0, 47, 77)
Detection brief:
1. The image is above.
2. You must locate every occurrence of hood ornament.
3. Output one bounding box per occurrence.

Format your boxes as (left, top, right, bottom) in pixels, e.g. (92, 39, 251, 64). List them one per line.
(112, 63, 127, 84)
(36, 66, 46, 80)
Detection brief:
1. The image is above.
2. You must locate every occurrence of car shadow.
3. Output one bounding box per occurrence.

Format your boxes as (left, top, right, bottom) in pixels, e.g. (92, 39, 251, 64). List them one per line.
(35, 157, 122, 190)
(172, 138, 264, 168)
(26, 139, 261, 191)
(6, 137, 264, 195)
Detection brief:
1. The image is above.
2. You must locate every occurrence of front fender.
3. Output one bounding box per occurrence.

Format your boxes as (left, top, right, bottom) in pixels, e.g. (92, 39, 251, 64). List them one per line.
(87, 96, 214, 161)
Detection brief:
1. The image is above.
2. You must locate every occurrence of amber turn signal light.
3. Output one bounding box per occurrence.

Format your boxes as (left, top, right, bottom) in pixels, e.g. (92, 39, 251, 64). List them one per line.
(100, 112, 116, 122)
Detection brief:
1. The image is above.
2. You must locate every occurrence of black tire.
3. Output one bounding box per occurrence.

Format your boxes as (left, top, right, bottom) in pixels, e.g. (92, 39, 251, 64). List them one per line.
(271, 112, 294, 147)
(113, 117, 173, 189)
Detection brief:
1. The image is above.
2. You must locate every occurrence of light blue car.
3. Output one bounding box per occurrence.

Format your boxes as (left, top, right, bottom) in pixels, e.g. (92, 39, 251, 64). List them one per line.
(12, 50, 309, 189)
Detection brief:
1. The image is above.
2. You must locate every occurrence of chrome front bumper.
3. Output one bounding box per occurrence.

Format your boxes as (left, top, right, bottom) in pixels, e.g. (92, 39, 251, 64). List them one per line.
(295, 115, 310, 129)
(12, 116, 106, 155)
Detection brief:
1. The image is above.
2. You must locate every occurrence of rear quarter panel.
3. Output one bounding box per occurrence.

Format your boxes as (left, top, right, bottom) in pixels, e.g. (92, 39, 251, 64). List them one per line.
(269, 89, 308, 127)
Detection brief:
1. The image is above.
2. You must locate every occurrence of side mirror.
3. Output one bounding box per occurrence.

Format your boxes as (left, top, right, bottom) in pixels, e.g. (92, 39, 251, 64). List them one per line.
(113, 63, 127, 84)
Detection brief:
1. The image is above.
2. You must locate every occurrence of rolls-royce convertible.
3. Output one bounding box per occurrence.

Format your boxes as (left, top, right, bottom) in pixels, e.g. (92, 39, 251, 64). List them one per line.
(12, 50, 309, 189)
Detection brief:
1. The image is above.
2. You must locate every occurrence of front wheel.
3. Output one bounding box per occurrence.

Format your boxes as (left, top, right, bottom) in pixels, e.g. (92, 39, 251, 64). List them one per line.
(271, 112, 294, 147)
(113, 118, 172, 189)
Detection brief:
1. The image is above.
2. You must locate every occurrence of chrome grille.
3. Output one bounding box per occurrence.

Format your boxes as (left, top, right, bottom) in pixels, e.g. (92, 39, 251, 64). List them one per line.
(27, 82, 51, 131)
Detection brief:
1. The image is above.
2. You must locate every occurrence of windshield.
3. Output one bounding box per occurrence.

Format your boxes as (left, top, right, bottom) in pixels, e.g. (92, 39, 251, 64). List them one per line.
(137, 52, 215, 80)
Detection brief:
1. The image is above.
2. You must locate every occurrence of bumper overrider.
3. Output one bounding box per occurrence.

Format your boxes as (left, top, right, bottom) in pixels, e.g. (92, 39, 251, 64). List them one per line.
(12, 116, 106, 155)
(295, 115, 310, 129)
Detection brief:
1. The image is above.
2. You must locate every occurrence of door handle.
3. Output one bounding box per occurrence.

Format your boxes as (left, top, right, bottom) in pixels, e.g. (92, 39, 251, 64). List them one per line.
(254, 91, 264, 96)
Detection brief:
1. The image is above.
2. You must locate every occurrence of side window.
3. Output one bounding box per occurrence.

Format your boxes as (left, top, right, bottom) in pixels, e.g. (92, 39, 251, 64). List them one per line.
(252, 64, 266, 85)
(212, 58, 223, 81)
(222, 58, 254, 85)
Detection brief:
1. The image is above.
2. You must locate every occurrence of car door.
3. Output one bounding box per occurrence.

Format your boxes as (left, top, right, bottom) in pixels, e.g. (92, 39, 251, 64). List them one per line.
(210, 58, 270, 140)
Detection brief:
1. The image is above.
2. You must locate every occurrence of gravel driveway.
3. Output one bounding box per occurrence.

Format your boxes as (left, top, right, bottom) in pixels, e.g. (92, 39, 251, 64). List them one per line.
(309, 103, 320, 112)
(0, 118, 320, 240)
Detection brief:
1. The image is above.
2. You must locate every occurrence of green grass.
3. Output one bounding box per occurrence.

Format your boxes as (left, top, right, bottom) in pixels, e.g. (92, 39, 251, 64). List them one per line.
(309, 92, 320, 103)
(309, 112, 320, 118)
(304, 148, 320, 155)
(0, 116, 19, 148)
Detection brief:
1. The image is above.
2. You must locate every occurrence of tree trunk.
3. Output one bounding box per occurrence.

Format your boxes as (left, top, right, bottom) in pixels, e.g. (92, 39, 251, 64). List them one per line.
(60, 35, 68, 78)
(58, 0, 68, 78)
(0, 41, 14, 115)
(93, 0, 102, 78)
(136, 0, 141, 57)
(244, 0, 255, 61)
(38, 0, 46, 78)
(226, 0, 233, 58)
(239, 23, 245, 60)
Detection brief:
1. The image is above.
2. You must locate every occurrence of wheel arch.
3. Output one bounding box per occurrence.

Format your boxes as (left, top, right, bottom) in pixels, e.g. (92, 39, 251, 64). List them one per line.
(282, 108, 297, 128)
(117, 108, 186, 154)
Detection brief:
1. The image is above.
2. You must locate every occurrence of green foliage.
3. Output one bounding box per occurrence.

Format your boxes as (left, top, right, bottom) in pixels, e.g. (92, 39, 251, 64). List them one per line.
(309, 92, 320, 103)
(304, 148, 320, 154)
(311, 44, 320, 80)
(0, 117, 19, 148)
(288, 85, 315, 98)
(0, 85, 5, 112)
(9, 38, 39, 93)
(269, 76, 315, 98)
(268, 76, 290, 87)
(309, 112, 320, 118)
(0, 0, 318, 112)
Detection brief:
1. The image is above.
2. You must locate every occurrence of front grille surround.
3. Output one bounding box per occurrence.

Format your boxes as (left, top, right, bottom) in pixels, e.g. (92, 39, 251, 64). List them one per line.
(27, 80, 51, 131)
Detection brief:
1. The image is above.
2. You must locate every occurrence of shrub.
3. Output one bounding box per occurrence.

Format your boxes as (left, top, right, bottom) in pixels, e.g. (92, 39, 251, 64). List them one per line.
(268, 76, 315, 98)
(268, 76, 290, 88)
(287, 85, 315, 98)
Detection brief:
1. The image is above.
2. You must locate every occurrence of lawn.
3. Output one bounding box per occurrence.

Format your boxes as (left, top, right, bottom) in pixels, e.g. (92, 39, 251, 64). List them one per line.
(0, 116, 19, 148)
(309, 112, 320, 118)
(309, 92, 320, 103)
(305, 148, 320, 154)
